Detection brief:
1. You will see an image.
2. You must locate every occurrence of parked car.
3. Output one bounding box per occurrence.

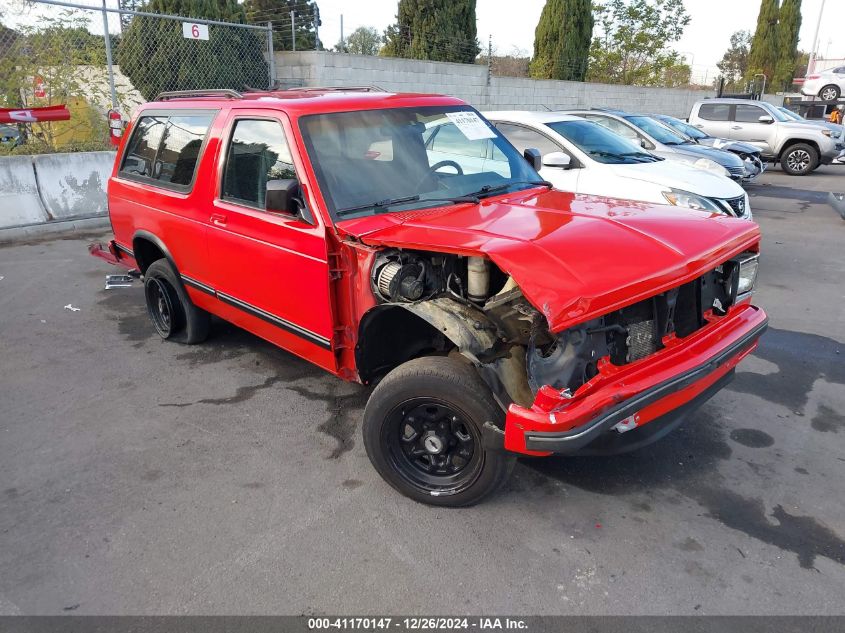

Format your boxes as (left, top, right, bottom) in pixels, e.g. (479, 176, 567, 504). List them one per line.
(776, 105, 845, 136)
(801, 66, 845, 101)
(565, 109, 749, 182)
(481, 110, 751, 218)
(92, 88, 767, 506)
(650, 113, 764, 181)
(688, 98, 845, 175)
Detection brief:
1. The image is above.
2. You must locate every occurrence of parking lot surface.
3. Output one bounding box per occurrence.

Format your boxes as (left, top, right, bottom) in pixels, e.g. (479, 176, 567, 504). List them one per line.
(1, 165, 844, 615)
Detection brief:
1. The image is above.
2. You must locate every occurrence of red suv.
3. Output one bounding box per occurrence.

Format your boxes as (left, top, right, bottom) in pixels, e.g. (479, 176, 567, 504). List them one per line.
(92, 88, 768, 506)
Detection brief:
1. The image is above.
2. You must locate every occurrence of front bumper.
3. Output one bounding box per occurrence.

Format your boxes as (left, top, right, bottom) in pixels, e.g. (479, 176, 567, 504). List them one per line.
(504, 303, 768, 456)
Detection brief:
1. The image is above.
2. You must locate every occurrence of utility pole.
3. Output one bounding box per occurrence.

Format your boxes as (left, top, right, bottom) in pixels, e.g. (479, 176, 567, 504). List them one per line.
(290, 10, 296, 52)
(340, 14, 344, 53)
(807, 0, 826, 75)
(101, 0, 117, 110)
(486, 34, 492, 87)
(314, 5, 320, 50)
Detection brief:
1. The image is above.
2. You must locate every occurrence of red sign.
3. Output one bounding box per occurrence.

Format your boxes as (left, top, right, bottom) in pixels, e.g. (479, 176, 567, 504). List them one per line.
(33, 75, 46, 99)
(0, 105, 70, 124)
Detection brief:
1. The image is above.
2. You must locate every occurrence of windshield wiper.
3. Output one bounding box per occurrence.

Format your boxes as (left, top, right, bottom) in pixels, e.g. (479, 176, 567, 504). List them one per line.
(336, 194, 479, 217)
(463, 180, 552, 199)
(589, 150, 655, 162)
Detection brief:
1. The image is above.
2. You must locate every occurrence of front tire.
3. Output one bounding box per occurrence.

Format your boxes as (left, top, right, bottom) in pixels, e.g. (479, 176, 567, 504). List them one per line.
(143, 259, 210, 344)
(362, 356, 514, 507)
(820, 85, 840, 101)
(780, 143, 818, 176)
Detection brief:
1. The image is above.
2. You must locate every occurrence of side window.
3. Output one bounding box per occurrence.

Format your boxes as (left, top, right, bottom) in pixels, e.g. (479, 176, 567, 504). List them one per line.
(495, 123, 561, 156)
(155, 114, 215, 186)
(698, 104, 731, 121)
(120, 116, 167, 178)
(735, 104, 767, 123)
(119, 112, 213, 188)
(222, 119, 297, 210)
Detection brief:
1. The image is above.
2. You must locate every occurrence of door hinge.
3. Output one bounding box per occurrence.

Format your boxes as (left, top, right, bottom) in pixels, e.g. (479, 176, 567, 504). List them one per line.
(328, 251, 347, 280)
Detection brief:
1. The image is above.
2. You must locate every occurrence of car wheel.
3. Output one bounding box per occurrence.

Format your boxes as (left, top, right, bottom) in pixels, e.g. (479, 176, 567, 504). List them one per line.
(143, 258, 210, 344)
(362, 356, 515, 507)
(819, 85, 840, 101)
(780, 143, 818, 176)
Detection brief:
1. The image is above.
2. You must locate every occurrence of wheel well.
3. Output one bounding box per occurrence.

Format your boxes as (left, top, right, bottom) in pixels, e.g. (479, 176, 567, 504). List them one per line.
(356, 306, 452, 384)
(132, 237, 165, 274)
(778, 138, 819, 160)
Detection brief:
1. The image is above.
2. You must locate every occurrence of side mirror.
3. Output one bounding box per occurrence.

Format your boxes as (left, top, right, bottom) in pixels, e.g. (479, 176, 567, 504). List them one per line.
(542, 151, 572, 169)
(266, 179, 301, 215)
(758, 115, 774, 124)
(523, 148, 542, 171)
(640, 138, 650, 149)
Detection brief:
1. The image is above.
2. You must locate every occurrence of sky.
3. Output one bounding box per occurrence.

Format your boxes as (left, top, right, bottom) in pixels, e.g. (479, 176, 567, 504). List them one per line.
(314, 0, 840, 82)
(4, 0, 841, 81)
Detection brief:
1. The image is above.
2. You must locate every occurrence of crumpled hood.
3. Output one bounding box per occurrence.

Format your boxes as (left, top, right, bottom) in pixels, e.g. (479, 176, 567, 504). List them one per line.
(338, 189, 760, 332)
(697, 137, 762, 155)
(666, 143, 745, 168)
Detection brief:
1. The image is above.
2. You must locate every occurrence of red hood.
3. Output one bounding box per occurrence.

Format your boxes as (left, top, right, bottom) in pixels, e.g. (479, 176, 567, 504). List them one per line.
(337, 189, 760, 332)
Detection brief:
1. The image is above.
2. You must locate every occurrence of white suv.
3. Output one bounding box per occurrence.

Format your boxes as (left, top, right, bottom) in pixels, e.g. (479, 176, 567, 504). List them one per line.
(481, 111, 751, 219)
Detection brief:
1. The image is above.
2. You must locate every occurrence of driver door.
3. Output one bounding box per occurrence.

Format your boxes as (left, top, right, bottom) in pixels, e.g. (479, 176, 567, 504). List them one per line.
(206, 110, 336, 371)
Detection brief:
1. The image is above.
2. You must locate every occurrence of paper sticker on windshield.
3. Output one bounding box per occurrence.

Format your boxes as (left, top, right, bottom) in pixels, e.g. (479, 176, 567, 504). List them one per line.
(446, 111, 496, 141)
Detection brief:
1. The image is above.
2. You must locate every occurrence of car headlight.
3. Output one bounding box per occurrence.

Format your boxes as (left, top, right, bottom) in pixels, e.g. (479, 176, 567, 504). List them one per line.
(822, 128, 842, 139)
(736, 253, 759, 297)
(662, 188, 723, 212)
(693, 158, 730, 178)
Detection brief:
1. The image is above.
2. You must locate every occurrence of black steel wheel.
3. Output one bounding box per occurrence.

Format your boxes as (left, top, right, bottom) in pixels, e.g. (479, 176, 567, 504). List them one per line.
(363, 356, 515, 507)
(385, 398, 484, 492)
(143, 259, 210, 344)
(145, 275, 181, 338)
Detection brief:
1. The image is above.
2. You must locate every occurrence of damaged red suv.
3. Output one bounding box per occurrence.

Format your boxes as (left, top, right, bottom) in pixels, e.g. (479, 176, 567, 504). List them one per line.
(93, 88, 767, 506)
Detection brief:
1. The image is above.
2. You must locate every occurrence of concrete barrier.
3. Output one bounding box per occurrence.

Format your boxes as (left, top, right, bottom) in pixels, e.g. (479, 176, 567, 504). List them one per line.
(0, 156, 50, 228)
(32, 151, 115, 220)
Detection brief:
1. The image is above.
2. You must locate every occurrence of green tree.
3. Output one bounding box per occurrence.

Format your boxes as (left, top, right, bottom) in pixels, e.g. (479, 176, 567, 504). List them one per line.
(587, 0, 690, 86)
(243, 0, 321, 51)
(773, 0, 801, 90)
(747, 0, 780, 85)
(529, 0, 593, 81)
(118, 0, 269, 100)
(339, 26, 382, 55)
(717, 30, 752, 90)
(382, 0, 479, 64)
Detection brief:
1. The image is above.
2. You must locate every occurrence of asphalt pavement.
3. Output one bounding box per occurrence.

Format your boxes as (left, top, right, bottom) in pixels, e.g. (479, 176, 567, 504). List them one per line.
(0, 165, 843, 615)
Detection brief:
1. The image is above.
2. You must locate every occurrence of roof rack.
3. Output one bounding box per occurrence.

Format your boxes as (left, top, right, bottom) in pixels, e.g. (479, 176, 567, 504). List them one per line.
(285, 86, 386, 93)
(155, 89, 243, 101)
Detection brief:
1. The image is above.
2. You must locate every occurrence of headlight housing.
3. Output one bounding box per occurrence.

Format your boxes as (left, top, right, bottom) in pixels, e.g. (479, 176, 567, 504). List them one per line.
(736, 253, 759, 298)
(821, 129, 841, 138)
(662, 188, 723, 212)
(693, 157, 731, 178)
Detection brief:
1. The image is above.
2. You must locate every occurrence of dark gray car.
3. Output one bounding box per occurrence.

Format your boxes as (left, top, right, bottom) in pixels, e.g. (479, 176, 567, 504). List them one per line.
(566, 109, 750, 183)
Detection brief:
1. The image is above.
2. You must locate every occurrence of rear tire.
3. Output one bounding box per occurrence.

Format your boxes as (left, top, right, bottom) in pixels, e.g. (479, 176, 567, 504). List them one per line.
(362, 356, 514, 507)
(143, 259, 210, 344)
(780, 143, 818, 176)
(819, 85, 840, 101)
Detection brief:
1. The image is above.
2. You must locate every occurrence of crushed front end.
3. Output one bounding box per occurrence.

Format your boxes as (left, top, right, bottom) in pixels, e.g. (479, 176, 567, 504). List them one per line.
(504, 252, 767, 456)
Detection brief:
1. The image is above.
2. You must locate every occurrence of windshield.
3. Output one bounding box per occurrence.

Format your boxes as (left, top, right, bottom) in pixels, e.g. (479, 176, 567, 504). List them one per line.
(625, 115, 690, 145)
(658, 116, 707, 140)
(299, 106, 542, 219)
(545, 119, 659, 164)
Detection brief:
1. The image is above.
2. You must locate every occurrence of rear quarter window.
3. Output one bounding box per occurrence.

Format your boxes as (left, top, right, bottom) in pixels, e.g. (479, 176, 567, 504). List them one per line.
(119, 111, 216, 190)
(698, 104, 731, 121)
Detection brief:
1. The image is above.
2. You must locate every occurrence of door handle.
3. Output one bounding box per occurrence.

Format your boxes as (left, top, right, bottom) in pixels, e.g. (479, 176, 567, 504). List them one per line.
(210, 213, 227, 227)
(731, 126, 742, 130)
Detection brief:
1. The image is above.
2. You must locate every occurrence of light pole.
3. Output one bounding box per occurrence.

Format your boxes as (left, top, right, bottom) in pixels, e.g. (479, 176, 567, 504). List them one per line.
(807, 0, 827, 75)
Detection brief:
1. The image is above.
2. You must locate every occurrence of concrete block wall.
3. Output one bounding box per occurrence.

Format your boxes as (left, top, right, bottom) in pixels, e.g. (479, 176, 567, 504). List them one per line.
(275, 51, 715, 118)
(0, 151, 116, 230)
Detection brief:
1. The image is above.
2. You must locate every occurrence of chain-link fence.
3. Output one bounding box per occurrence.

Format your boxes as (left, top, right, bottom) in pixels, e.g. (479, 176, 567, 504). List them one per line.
(1, 0, 272, 154)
